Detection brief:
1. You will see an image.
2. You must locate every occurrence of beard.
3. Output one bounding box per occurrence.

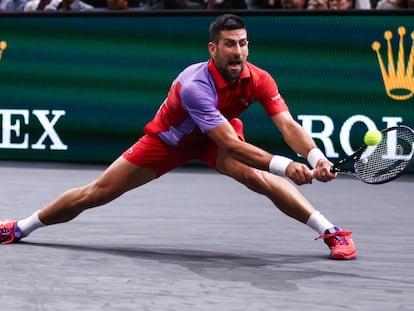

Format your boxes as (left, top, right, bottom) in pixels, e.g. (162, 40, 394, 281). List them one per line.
(212, 52, 246, 82)
(218, 64, 243, 83)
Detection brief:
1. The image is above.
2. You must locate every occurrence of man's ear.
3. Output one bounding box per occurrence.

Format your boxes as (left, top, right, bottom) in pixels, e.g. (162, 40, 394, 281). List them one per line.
(208, 42, 216, 58)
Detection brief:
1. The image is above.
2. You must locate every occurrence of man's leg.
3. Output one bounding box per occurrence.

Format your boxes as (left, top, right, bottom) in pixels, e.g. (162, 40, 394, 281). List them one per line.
(37, 156, 157, 225)
(2, 133, 196, 244)
(5, 156, 157, 241)
(216, 149, 316, 223)
(215, 150, 356, 260)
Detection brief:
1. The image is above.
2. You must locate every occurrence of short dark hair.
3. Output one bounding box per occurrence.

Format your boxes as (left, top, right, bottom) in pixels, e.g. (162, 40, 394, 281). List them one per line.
(209, 14, 246, 43)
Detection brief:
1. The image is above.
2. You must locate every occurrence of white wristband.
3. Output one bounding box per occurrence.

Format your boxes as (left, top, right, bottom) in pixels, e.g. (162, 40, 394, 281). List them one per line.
(269, 155, 293, 176)
(307, 148, 327, 168)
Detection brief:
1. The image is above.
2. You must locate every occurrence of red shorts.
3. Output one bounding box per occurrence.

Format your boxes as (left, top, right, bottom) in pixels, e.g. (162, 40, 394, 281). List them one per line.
(122, 118, 245, 176)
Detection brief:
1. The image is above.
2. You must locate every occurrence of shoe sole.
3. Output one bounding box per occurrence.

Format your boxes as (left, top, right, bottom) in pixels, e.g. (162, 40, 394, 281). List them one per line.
(331, 252, 357, 260)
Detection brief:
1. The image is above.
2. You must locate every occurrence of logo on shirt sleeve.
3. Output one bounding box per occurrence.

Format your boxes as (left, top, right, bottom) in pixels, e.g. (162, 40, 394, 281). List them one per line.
(271, 94, 281, 101)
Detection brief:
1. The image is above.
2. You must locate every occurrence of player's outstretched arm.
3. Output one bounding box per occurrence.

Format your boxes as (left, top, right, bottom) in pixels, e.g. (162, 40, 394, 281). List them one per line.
(270, 111, 336, 182)
(206, 121, 313, 185)
(207, 121, 273, 171)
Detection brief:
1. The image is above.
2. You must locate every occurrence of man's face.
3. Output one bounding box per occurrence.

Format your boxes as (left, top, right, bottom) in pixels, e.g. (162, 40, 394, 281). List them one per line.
(209, 29, 249, 83)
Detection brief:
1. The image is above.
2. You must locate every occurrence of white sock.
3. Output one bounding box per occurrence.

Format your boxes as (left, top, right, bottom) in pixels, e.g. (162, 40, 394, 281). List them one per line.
(306, 211, 335, 235)
(16, 210, 46, 238)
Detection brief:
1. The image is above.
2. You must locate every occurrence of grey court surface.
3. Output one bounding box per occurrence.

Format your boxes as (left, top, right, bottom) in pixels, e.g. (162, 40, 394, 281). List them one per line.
(0, 161, 413, 311)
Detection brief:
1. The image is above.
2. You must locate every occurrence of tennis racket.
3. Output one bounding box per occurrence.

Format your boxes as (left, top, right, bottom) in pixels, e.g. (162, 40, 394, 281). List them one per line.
(322, 125, 414, 184)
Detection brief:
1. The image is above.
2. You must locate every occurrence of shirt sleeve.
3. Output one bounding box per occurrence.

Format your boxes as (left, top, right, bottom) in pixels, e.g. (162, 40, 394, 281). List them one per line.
(255, 70, 289, 117)
(180, 81, 227, 133)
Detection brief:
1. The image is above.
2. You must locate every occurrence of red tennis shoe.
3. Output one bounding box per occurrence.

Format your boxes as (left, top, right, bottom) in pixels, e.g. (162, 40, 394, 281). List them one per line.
(0, 220, 20, 244)
(316, 227, 357, 260)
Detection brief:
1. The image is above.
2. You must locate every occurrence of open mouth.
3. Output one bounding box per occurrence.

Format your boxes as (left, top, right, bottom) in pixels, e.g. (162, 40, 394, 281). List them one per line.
(228, 60, 242, 69)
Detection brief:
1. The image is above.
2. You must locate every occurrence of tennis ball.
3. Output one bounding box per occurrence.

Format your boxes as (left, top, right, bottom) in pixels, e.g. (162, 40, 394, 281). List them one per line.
(364, 130, 382, 146)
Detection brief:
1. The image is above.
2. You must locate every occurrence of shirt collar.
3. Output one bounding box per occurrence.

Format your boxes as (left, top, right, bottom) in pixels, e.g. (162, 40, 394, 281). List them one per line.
(208, 59, 251, 89)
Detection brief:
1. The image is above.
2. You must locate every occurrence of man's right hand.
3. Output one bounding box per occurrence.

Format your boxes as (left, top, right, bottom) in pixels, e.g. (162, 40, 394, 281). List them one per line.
(285, 162, 314, 185)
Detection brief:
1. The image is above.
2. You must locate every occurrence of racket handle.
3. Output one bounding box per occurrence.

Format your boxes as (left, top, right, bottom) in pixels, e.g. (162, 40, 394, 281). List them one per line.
(330, 166, 339, 173)
(310, 166, 336, 178)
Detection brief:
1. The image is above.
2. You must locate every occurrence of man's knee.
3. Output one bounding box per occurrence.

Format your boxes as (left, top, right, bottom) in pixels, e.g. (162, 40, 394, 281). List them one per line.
(239, 168, 270, 192)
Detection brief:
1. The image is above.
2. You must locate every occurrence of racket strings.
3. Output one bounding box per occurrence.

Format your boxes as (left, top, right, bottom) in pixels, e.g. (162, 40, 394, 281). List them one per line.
(355, 128, 414, 183)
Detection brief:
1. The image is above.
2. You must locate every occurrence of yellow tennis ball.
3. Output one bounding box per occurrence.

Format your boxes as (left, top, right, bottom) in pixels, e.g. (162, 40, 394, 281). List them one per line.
(364, 130, 382, 146)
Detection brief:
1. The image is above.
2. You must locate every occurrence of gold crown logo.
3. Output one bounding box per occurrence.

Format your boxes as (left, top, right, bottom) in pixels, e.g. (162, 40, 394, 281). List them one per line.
(372, 27, 414, 101)
(0, 41, 7, 61)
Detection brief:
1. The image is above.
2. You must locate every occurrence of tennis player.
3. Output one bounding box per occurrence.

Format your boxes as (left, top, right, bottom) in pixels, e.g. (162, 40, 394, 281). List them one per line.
(0, 14, 356, 260)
